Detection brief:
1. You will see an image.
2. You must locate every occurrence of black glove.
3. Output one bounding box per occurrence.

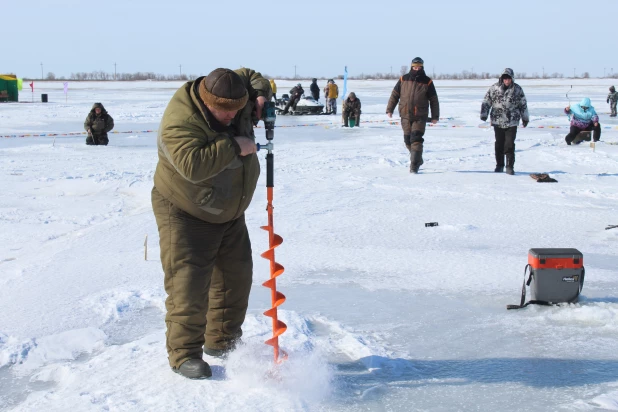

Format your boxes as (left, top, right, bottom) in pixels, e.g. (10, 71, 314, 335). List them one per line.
(522, 120, 529, 127)
(480, 116, 487, 122)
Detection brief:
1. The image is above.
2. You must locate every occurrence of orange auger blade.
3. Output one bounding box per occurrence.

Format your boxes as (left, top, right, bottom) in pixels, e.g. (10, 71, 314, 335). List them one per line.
(262, 186, 287, 363)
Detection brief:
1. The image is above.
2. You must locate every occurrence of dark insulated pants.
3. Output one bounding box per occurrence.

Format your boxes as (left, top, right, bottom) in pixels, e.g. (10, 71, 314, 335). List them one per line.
(493, 126, 517, 167)
(86, 134, 109, 146)
(151, 187, 253, 369)
(565, 123, 601, 144)
(342, 111, 360, 127)
(284, 96, 300, 112)
(402, 118, 426, 169)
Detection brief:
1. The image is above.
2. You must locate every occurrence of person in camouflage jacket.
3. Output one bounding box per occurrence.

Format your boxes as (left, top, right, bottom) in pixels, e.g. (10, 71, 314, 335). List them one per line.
(607, 86, 617, 117)
(152, 67, 271, 379)
(386, 57, 439, 174)
(480, 68, 529, 175)
(83, 102, 114, 145)
(342, 92, 361, 127)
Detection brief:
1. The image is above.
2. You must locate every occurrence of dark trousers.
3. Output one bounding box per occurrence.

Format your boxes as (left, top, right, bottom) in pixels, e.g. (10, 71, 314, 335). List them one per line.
(151, 187, 253, 369)
(86, 134, 109, 146)
(342, 111, 360, 127)
(494, 126, 517, 167)
(283, 96, 300, 112)
(565, 123, 601, 144)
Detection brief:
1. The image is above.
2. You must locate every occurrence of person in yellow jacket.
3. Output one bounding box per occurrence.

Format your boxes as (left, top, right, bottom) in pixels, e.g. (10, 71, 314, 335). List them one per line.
(327, 79, 339, 114)
(269, 79, 277, 101)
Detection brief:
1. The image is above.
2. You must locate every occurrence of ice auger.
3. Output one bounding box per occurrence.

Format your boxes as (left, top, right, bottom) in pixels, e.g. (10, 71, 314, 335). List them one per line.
(257, 101, 288, 363)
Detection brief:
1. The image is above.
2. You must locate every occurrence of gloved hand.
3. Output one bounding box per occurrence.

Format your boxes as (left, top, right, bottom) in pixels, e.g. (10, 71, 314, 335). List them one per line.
(480, 116, 487, 122)
(522, 120, 529, 127)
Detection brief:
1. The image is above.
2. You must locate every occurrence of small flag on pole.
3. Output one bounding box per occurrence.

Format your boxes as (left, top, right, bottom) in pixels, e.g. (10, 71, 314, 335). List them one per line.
(63, 82, 68, 94)
(342, 66, 348, 101)
(29, 81, 34, 92)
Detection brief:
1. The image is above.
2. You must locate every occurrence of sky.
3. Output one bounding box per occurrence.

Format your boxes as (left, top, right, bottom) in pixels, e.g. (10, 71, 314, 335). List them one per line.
(1, 79, 618, 410)
(3, 0, 617, 80)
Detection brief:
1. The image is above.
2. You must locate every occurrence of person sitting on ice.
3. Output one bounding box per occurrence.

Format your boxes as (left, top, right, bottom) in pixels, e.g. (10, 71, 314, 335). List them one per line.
(84, 103, 114, 146)
(564, 97, 601, 145)
(342, 92, 361, 127)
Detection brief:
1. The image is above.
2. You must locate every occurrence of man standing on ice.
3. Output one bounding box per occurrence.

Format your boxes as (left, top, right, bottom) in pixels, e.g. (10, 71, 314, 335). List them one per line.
(151, 68, 271, 379)
(386, 57, 440, 174)
(480, 68, 529, 175)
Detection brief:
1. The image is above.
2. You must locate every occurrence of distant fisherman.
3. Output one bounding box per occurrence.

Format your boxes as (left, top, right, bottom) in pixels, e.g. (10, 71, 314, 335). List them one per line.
(480, 68, 529, 175)
(84, 103, 114, 146)
(387, 57, 440, 174)
(564, 97, 601, 145)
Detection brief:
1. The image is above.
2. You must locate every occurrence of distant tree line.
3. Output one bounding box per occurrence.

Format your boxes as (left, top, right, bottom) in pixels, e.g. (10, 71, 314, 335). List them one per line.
(21, 69, 618, 81)
(26, 71, 197, 81)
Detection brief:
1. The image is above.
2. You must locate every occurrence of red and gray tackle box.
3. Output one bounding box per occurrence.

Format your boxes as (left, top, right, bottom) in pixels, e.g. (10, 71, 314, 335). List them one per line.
(507, 248, 585, 309)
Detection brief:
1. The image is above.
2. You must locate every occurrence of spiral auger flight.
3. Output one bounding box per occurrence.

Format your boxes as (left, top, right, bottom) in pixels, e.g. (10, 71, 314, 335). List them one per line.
(258, 101, 288, 364)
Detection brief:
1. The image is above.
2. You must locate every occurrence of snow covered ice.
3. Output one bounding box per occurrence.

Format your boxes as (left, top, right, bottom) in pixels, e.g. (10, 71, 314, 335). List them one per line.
(1, 79, 618, 411)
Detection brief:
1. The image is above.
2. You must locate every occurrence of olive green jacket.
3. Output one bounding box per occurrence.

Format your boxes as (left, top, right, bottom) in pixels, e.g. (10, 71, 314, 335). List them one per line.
(153, 68, 271, 223)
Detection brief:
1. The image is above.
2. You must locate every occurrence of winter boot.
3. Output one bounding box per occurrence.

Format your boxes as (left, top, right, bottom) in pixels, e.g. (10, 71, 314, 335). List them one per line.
(505, 154, 515, 175)
(410, 150, 424, 174)
(174, 358, 212, 379)
(204, 347, 231, 358)
(494, 166, 504, 173)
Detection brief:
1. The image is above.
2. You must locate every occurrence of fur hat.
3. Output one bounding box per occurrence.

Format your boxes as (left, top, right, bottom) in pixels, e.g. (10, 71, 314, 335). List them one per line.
(199, 68, 248, 111)
(411, 57, 424, 67)
(611, 86, 616, 92)
(348, 92, 356, 99)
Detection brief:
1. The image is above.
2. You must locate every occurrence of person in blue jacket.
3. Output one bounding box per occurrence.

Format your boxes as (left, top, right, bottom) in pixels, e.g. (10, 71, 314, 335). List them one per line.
(564, 97, 601, 145)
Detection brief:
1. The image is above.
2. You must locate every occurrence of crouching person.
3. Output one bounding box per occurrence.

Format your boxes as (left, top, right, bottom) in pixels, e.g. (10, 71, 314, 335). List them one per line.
(564, 98, 601, 145)
(151, 68, 271, 379)
(342, 92, 361, 127)
(84, 103, 114, 145)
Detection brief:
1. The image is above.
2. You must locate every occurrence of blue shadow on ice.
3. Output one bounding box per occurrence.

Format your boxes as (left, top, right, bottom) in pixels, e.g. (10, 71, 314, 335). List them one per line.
(336, 355, 618, 388)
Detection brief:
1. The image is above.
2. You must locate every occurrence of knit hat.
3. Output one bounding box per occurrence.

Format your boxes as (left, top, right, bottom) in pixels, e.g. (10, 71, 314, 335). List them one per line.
(411, 57, 424, 67)
(348, 92, 356, 99)
(199, 68, 248, 111)
(611, 86, 616, 92)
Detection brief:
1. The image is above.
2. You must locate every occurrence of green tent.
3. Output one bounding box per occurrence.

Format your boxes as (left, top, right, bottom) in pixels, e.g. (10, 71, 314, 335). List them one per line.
(0, 74, 19, 102)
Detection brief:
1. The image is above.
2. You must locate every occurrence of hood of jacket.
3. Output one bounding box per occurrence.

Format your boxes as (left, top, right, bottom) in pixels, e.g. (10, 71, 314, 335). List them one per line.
(579, 97, 592, 107)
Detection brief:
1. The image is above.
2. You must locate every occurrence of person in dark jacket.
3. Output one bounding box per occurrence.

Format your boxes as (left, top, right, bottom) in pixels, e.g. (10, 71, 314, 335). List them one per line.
(386, 57, 439, 174)
(480, 68, 529, 175)
(152, 67, 271, 379)
(310, 78, 320, 101)
(84, 103, 114, 145)
(282, 83, 304, 114)
(342, 92, 361, 127)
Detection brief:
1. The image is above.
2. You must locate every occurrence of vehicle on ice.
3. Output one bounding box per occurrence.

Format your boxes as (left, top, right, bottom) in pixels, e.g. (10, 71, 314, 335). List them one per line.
(275, 94, 325, 115)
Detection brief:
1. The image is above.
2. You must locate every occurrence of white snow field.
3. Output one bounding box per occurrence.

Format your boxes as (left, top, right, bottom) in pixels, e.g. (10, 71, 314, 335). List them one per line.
(1, 78, 617, 411)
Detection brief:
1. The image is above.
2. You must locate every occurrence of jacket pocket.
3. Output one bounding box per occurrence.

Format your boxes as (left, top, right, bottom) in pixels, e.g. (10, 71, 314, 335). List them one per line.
(195, 157, 243, 212)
